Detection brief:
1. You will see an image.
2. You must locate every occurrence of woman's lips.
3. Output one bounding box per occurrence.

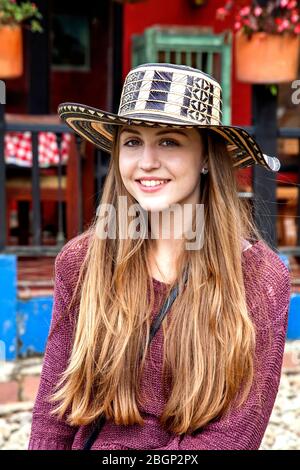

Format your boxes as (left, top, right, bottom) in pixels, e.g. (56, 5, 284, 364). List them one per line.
(135, 180, 171, 193)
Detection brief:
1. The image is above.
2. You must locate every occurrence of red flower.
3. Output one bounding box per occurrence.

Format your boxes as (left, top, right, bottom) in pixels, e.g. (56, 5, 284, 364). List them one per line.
(234, 21, 242, 31)
(254, 6, 263, 17)
(277, 18, 290, 32)
(216, 1, 300, 36)
(291, 11, 299, 23)
(216, 7, 229, 20)
(240, 6, 251, 17)
(288, 1, 298, 10)
(280, 0, 289, 7)
(294, 23, 300, 33)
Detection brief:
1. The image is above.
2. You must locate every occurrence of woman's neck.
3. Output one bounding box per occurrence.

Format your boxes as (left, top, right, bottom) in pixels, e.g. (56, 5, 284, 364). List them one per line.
(148, 204, 195, 240)
(148, 239, 184, 284)
(146, 205, 195, 283)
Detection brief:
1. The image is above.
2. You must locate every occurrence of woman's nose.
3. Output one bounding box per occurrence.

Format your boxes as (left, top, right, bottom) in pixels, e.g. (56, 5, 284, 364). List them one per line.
(138, 145, 161, 170)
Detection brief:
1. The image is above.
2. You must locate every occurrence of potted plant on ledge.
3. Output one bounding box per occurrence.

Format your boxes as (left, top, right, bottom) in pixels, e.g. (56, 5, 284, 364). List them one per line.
(216, 0, 300, 83)
(0, 0, 42, 79)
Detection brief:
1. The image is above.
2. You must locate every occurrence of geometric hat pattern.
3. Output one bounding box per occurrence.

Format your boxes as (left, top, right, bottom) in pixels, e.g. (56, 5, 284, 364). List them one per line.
(58, 63, 280, 172)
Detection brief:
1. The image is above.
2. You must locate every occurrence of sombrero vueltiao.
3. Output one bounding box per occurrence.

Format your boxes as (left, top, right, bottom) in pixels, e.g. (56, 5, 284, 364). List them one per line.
(58, 63, 280, 172)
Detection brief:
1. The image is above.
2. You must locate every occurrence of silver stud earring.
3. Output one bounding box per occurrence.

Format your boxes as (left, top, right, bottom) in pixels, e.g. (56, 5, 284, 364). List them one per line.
(201, 167, 208, 174)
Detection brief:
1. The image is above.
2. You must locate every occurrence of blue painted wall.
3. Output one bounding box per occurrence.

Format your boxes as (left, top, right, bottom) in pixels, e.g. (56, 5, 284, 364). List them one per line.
(0, 255, 17, 360)
(17, 297, 53, 357)
(287, 293, 300, 340)
(0, 254, 53, 360)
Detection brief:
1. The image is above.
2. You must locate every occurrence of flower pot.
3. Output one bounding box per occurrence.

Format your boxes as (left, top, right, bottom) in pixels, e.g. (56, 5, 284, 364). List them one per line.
(235, 31, 300, 84)
(0, 25, 23, 79)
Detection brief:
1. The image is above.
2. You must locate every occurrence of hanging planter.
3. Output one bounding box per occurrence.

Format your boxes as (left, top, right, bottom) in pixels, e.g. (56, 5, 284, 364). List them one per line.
(0, 0, 42, 78)
(0, 25, 23, 78)
(235, 31, 300, 84)
(216, 1, 300, 84)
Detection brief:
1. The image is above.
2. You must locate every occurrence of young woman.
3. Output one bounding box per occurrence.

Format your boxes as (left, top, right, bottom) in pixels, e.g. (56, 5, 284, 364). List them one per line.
(28, 63, 290, 450)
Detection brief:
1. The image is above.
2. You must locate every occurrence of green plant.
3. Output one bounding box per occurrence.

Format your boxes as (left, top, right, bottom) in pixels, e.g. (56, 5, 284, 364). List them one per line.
(0, 0, 42, 32)
(216, 0, 300, 37)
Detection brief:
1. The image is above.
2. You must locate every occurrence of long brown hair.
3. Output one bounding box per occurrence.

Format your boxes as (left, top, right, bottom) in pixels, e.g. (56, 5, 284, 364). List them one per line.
(49, 127, 261, 435)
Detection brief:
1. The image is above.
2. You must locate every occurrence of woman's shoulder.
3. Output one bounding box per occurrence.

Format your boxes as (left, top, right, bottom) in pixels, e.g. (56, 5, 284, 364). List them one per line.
(54, 231, 92, 290)
(242, 238, 289, 281)
(242, 238, 291, 328)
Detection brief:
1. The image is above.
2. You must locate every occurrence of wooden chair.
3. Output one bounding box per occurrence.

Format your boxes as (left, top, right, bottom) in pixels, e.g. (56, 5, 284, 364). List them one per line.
(237, 180, 298, 246)
(5, 114, 83, 245)
(276, 186, 298, 246)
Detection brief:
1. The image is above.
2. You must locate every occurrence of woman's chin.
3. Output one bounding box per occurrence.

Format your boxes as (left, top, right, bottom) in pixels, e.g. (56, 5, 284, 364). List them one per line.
(138, 201, 172, 213)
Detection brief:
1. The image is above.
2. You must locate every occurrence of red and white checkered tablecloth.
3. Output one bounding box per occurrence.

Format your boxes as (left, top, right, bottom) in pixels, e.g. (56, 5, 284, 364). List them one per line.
(4, 131, 72, 167)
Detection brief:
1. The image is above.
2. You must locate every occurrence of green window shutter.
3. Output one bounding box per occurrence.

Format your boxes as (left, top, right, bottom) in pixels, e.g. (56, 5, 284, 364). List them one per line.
(132, 26, 232, 125)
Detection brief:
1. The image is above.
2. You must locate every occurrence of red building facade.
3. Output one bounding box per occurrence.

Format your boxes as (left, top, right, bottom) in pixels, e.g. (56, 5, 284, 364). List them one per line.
(123, 0, 252, 126)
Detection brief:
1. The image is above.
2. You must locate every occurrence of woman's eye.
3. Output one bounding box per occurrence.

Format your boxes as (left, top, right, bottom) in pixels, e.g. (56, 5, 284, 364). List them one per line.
(122, 138, 179, 147)
(124, 139, 141, 147)
(160, 139, 179, 147)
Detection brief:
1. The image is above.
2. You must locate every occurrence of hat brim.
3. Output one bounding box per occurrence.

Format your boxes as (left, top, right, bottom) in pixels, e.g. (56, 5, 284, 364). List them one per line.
(58, 102, 280, 172)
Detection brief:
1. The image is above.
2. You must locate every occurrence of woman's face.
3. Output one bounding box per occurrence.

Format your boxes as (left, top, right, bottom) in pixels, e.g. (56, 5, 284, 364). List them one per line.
(118, 125, 205, 212)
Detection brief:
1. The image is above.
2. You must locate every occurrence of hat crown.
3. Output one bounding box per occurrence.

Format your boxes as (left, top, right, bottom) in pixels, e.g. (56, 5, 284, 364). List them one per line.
(118, 63, 223, 126)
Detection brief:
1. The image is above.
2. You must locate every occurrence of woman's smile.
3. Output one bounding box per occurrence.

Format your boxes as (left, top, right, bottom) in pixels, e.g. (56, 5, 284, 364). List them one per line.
(135, 178, 171, 192)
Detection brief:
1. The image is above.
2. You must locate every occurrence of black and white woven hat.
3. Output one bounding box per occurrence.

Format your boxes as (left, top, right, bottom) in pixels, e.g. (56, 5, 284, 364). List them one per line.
(58, 63, 280, 172)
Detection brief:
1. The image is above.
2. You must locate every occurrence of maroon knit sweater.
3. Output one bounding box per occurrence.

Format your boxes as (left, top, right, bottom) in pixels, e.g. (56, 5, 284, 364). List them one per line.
(28, 234, 291, 450)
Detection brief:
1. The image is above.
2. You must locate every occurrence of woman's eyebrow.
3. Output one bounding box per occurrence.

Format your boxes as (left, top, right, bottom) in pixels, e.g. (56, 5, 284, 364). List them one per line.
(155, 129, 188, 137)
(120, 128, 188, 137)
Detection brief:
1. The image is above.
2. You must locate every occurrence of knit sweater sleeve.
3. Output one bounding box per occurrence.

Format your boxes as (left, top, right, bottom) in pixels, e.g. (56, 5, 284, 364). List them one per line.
(28, 235, 88, 450)
(158, 247, 291, 451)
